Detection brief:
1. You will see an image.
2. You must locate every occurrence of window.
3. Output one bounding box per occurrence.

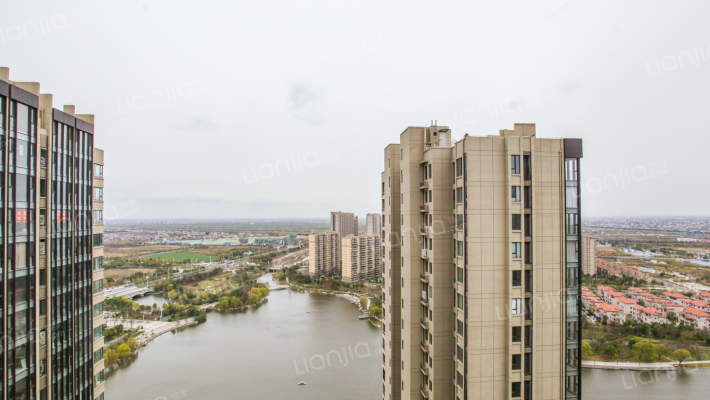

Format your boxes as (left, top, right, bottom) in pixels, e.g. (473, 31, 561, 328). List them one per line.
(93, 210, 103, 224)
(512, 214, 521, 231)
(456, 158, 463, 177)
(525, 270, 532, 293)
(94, 187, 103, 200)
(456, 187, 464, 203)
(524, 214, 532, 236)
(511, 186, 521, 202)
(457, 293, 464, 309)
(457, 241, 464, 257)
(512, 299, 522, 315)
(524, 242, 532, 264)
(93, 302, 103, 318)
(456, 372, 463, 388)
(512, 354, 521, 370)
(512, 382, 521, 398)
(525, 326, 532, 348)
(523, 155, 531, 180)
(457, 319, 464, 336)
(566, 321, 578, 341)
(93, 233, 103, 247)
(511, 155, 520, 174)
(40, 178, 46, 197)
(456, 214, 464, 230)
(512, 327, 522, 343)
(565, 158, 578, 181)
(525, 353, 532, 375)
(512, 242, 521, 259)
(457, 267, 464, 283)
(457, 345, 464, 362)
(524, 186, 532, 208)
(94, 257, 103, 270)
(94, 163, 103, 178)
(512, 270, 521, 287)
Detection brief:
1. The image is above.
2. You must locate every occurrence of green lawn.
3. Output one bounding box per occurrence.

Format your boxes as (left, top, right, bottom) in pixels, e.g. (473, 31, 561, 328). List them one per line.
(141, 251, 214, 262)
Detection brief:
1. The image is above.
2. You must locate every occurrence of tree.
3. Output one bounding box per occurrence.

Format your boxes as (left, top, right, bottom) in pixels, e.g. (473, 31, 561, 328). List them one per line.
(369, 305, 382, 318)
(657, 345, 672, 360)
(602, 315, 609, 326)
(673, 349, 692, 363)
(581, 341, 592, 356)
(104, 349, 118, 365)
(117, 343, 131, 359)
(126, 337, 140, 351)
(168, 290, 178, 301)
(667, 311, 678, 323)
(604, 345, 619, 358)
(218, 298, 230, 310)
(632, 341, 657, 362)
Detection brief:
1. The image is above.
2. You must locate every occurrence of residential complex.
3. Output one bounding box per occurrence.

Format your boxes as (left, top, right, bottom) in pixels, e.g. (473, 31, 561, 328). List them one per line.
(331, 211, 359, 237)
(342, 234, 382, 283)
(584, 285, 710, 330)
(0, 68, 105, 400)
(381, 124, 583, 400)
(308, 230, 341, 279)
(581, 235, 597, 276)
(367, 213, 382, 236)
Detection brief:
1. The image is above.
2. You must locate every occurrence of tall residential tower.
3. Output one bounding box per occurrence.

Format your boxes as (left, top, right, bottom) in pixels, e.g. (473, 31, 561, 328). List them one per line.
(330, 211, 359, 237)
(381, 124, 582, 400)
(0, 68, 106, 400)
(367, 213, 382, 236)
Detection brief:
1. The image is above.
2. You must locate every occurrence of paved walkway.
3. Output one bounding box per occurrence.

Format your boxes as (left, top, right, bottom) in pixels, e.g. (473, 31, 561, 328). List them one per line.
(136, 318, 197, 346)
(583, 360, 710, 371)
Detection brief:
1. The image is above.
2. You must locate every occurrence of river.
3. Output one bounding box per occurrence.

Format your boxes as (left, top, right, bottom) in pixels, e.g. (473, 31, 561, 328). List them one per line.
(105, 274, 382, 400)
(107, 275, 710, 399)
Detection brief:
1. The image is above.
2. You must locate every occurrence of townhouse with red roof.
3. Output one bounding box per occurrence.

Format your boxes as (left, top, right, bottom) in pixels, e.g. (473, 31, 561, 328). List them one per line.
(630, 305, 667, 324)
(698, 291, 710, 303)
(679, 307, 710, 330)
(679, 299, 710, 313)
(595, 303, 626, 324)
(664, 292, 689, 305)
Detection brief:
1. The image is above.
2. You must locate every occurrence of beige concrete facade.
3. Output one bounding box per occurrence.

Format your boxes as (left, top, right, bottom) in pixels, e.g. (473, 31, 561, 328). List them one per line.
(342, 234, 382, 283)
(581, 236, 597, 276)
(308, 230, 341, 278)
(331, 211, 359, 236)
(382, 124, 583, 400)
(367, 213, 382, 236)
(382, 144, 402, 400)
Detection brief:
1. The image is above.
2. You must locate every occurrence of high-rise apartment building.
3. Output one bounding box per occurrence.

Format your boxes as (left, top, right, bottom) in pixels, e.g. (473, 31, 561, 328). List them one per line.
(0, 68, 106, 400)
(381, 124, 583, 400)
(382, 144, 402, 400)
(331, 211, 359, 237)
(581, 236, 597, 276)
(308, 231, 341, 279)
(342, 234, 382, 283)
(367, 213, 382, 236)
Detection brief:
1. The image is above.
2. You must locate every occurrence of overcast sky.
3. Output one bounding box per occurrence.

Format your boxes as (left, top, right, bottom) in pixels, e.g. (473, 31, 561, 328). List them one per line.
(2, 0, 708, 219)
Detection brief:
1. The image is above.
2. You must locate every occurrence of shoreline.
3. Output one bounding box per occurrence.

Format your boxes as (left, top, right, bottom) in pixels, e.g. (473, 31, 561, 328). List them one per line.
(583, 360, 710, 371)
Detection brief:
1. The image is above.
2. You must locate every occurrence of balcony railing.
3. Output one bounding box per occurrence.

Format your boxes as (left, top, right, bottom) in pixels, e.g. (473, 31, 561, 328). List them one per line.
(420, 318, 429, 330)
(420, 273, 429, 283)
(421, 385, 430, 399)
(420, 204, 429, 212)
(421, 296, 428, 307)
(420, 363, 429, 375)
(420, 341, 429, 353)
(421, 249, 428, 259)
(420, 181, 428, 189)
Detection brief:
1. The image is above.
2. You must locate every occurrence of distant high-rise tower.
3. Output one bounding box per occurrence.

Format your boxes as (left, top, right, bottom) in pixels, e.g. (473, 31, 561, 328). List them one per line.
(342, 234, 381, 283)
(0, 68, 106, 400)
(582, 235, 597, 276)
(382, 123, 583, 400)
(308, 230, 341, 278)
(330, 211, 358, 236)
(366, 213, 382, 236)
